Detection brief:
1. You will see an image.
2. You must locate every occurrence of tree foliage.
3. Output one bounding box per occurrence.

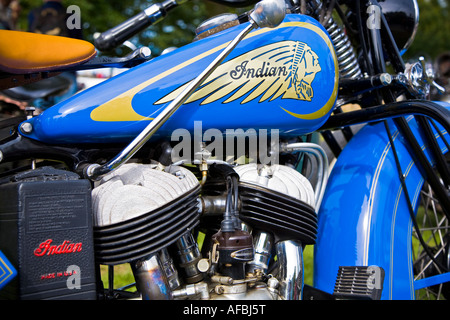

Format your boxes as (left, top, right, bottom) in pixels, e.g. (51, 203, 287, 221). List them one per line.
(404, 0, 450, 60)
(14, 0, 450, 59)
(15, 0, 247, 56)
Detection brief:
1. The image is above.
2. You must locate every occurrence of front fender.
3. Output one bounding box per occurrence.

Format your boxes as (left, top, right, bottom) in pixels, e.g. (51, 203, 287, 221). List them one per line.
(314, 103, 450, 300)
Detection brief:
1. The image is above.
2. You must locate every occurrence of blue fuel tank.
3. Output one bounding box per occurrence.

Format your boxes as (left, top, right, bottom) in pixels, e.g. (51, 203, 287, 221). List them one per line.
(22, 14, 338, 144)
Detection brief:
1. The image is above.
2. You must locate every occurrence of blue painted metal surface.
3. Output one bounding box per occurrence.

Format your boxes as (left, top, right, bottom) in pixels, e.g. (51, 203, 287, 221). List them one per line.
(314, 103, 450, 300)
(0, 250, 17, 290)
(20, 14, 338, 144)
(414, 272, 450, 291)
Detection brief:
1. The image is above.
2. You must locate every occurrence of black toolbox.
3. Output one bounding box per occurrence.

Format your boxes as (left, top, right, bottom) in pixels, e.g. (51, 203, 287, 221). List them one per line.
(0, 167, 96, 299)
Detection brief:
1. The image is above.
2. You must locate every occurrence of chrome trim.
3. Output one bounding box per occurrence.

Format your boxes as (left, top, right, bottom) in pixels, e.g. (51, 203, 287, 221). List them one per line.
(247, 231, 274, 274)
(275, 240, 303, 300)
(131, 253, 173, 300)
(402, 0, 420, 54)
(282, 142, 329, 209)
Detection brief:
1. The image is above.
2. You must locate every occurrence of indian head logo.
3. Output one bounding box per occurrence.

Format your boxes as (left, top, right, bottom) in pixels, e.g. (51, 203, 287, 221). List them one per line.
(155, 40, 322, 106)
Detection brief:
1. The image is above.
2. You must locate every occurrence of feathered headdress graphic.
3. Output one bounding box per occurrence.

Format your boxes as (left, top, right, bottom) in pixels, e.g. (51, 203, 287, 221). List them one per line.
(155, 40, 321, 106)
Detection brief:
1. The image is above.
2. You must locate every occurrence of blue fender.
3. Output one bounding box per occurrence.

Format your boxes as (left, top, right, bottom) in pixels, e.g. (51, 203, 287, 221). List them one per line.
(314, 102, 450, 300)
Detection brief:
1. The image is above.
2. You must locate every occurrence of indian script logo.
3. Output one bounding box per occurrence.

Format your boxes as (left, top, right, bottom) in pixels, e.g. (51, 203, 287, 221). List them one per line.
(34, 239, 83, 257)
(155, 40, 322, 106)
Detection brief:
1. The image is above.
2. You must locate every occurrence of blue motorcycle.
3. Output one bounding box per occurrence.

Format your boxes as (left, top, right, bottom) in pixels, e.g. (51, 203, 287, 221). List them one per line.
(0, 0, 448, 300)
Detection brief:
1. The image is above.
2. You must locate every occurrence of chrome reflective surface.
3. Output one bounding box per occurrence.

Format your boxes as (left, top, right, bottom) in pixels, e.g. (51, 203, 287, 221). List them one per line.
(275, 240, 303, 300)
(249, 0, 286, 28)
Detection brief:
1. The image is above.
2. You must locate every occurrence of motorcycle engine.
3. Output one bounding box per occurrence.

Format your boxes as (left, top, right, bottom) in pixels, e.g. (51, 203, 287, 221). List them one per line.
(92, 161, 317, 300)
(92, 163, 201, 265)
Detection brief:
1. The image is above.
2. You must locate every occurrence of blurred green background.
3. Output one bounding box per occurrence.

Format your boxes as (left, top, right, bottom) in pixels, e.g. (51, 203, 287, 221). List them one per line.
(9, 0, 450, 59)
(12, 0, 248, 56)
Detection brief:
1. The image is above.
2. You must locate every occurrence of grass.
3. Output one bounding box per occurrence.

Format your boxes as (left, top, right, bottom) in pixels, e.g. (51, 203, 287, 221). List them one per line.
(303, 245, 314, 286)
(100, 264, 135, 290)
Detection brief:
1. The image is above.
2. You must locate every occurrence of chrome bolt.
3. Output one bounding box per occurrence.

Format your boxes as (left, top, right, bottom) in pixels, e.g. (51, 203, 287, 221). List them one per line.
(20, 122, 33, 134)
(380, 73, 392, 86)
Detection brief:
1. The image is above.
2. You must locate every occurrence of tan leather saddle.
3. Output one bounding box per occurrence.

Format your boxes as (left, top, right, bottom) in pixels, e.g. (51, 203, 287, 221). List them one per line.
(0, 30, 96, 89)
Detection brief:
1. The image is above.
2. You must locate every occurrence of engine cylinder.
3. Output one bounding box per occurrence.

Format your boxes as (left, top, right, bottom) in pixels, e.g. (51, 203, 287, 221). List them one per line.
(234, 164, 318, 244)
(92, 164, 200, 265)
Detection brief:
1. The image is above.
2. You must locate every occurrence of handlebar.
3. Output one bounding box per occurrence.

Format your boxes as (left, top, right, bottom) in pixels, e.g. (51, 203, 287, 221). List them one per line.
(94, 0, 181, 52)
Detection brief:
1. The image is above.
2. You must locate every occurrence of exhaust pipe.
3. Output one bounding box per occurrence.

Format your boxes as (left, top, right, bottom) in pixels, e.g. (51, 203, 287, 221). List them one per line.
(275, 240, 304, 300)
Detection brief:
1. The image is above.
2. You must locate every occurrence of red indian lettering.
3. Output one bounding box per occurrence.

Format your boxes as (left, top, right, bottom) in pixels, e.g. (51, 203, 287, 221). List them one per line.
(34, 239, 82, 257)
